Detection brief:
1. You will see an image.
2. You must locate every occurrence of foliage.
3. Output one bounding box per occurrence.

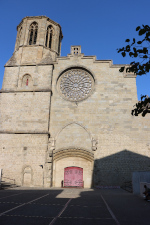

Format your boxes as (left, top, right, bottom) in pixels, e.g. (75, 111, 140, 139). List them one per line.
(131, 95, 150, 117)
(117, 25, 150, 117)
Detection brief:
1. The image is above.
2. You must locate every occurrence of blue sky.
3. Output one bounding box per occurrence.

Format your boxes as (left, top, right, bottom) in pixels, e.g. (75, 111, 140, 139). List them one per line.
(0, 0, 150, 100)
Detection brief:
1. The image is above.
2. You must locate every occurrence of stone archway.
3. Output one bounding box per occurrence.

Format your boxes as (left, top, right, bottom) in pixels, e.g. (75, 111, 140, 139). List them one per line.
(22, 166, 33, 186)
(53, 148, 94, 188)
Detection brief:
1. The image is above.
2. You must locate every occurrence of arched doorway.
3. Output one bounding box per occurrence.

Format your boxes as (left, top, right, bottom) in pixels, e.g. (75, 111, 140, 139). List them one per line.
(53, 148, 94, 188)
(22, 166, 33, 186)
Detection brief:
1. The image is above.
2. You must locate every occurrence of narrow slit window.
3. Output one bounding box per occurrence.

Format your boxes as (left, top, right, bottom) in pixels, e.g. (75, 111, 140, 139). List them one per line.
(26, 79, 28, 86)
(49, 32, 52, 48)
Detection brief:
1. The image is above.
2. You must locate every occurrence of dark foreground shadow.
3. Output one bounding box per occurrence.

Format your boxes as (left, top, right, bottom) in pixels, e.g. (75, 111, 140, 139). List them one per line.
(0, 181, 20, 190)
(1, 187, 150, 225)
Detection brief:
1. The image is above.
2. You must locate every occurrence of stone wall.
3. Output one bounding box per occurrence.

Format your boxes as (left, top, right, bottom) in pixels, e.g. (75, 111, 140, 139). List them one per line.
(0, 134, 48, 187)
(2, 65, 53, 91)
(0, 92, 51, 132)
(50, 53, 150, 186)
(0, 15, 150, 188)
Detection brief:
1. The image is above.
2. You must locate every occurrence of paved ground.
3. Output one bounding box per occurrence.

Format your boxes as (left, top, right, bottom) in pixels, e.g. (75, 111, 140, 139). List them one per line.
(0, 187, 150, 225)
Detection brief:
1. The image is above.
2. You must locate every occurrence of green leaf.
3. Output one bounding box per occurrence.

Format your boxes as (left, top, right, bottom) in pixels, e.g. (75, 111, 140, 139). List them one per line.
(143, 55, 148, 58)
(119, 67, 125, 72)
(146, 32, 150, 38)
(117, 47, 124, 53)
(143, 25, 150, 30)
(143, 47, 148, 54)
(137, 49, 143, 54)
(126, 45, 130, 52)
(122, 52, 126, 57)
(138, 71, 143, 75)
(129, 52, 133, 57)
(139, 29, 146, 35)
(126, 67, 131, 73)
(137, 41, 142, 44)
(136, 26, 140, 31)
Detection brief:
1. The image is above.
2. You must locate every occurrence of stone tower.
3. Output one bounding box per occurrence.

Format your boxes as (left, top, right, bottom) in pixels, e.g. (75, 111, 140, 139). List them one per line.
(1, 16, 63, 187)
(3, 16, 63, 91)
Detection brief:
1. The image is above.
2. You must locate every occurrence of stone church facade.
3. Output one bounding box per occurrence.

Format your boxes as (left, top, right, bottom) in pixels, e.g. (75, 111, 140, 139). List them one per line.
(0, 16, 150, 188)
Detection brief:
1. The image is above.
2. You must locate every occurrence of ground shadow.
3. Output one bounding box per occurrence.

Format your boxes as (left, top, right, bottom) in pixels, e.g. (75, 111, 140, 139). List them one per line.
(0, 181, 20, 190)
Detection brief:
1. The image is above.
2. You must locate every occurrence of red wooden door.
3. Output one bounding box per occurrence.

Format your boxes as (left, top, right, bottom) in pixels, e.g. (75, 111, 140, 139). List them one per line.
(64, 167, 83, 187)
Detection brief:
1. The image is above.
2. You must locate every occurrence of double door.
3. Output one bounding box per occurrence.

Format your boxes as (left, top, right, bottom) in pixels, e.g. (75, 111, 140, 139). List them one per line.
(64, 166, 83, 187)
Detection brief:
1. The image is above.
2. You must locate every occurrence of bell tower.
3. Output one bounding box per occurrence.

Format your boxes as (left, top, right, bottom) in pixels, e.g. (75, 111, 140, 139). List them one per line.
(6, 16, 63, 67)
(2, 16, 63, 91)
(0, 16, 63, 187)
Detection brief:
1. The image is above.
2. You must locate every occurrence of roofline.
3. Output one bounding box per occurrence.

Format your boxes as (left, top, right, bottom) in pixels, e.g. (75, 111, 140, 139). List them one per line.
(17, 16, 63, 38)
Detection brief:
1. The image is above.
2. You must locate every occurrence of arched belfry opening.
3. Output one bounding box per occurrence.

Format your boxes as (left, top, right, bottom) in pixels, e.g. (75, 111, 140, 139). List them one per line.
(9, 16, 63, 65)
(45, 25, 54, 49)
(28, 22, 38, 45)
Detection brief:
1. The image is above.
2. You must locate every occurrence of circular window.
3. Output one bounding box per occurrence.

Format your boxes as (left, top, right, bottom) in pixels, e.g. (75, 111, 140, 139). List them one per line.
(57, 68, 94, 102)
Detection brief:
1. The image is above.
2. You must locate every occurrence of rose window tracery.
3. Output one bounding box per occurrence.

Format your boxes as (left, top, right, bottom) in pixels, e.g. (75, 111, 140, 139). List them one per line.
(58, 69, 94, 102)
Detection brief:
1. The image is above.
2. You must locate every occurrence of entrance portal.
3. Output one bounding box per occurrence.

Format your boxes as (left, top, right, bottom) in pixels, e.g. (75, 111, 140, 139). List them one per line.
(64, 167, 83, 187)
(53, 149, 94, 188)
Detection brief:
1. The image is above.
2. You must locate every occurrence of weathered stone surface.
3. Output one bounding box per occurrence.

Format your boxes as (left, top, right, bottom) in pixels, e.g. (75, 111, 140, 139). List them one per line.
(0, 16, 150, 188)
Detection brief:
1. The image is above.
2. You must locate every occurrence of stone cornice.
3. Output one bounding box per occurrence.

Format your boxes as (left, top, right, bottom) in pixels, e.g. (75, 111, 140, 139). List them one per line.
(0, 131, 50, 135)
(17, 16, 61, 28)
(55, 55, 136, 77)
(4, 63, 54, 67)
(0, 89, 52, 93)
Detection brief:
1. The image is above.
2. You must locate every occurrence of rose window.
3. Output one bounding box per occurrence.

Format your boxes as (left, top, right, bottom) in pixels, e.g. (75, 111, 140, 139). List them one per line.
(58, 68, 94, 102)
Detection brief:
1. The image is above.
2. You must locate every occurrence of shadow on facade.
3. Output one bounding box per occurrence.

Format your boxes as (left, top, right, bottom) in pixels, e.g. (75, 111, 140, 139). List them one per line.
(93, 149, 150, 187)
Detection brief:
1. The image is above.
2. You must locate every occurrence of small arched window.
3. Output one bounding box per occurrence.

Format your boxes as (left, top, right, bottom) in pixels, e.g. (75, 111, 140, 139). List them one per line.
(45, 25, 54, 49)
(28, 22, 38, 45)
(22, 74, 32, 87)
